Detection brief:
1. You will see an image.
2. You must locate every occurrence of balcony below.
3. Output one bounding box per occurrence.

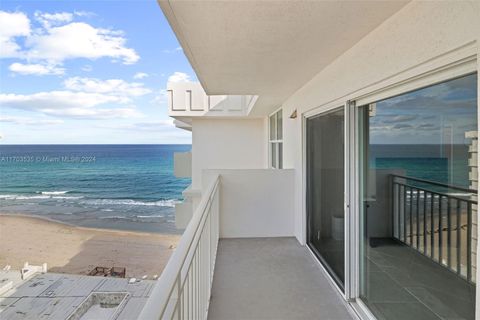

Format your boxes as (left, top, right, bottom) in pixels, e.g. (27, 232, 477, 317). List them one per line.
(208, 237, 354, 320)
(167, 82, 257, 120)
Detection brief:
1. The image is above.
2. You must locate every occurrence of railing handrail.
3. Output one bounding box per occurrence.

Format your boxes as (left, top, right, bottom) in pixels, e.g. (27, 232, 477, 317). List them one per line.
(391, 174, 477, 194)
(139, 175, 220, 319)
(398, 183, 478, 203)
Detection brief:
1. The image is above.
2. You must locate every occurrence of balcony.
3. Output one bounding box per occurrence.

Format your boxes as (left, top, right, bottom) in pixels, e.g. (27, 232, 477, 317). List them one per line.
(208, 238, 353, 320)
(140, 169, 353, 319)
(167, 82, 258, 121)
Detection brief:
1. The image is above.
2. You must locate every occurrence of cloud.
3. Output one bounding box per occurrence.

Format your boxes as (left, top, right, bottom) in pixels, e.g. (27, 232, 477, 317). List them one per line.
(9, 62, 65, 76)
(0, 91, 142, 119)
(0, 115, 64, 125)
(381, 115, 418, 124)
(34, 11, 73, 28)
(25, 22, 139, 65)
(1, 76, 150, 120)
(392, 123, 413, 130)
(0, 10, 139, 69)
(168, 72, 193, 83)
(416, 123, 439, 131)
(64, 77, 151, 97)
(104, 120, 176, 132)
(0, 11, 31, 58)
(133, 72, 148, 80)
(151, 89, 168, 105)
(162, 47, 182, 54)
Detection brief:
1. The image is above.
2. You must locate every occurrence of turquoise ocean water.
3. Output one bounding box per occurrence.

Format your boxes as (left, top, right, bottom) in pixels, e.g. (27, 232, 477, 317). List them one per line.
(0, 145, 191, 234)
(0, 144, 471, 233)
(370, 144, 470, 188)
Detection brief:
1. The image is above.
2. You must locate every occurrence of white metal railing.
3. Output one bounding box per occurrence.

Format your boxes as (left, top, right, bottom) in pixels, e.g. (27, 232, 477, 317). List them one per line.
(139, 175, 220, 320)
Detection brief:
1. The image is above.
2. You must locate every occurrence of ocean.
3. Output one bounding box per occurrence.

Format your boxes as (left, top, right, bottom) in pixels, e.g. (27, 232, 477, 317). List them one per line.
(0, 144, 191, 234)
(0, 144, 471, 234)
(370, 144, 470, 188)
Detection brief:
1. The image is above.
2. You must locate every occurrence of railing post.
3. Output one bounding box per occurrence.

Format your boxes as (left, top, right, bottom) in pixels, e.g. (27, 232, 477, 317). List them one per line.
(439, 195, 443, 264)
(416, 189, 420, 250)
(447, 198, 452, 268)
(431, 193, 435, 260)
(456, 200, 462, 275)
(468, 202, 473, 282)
(177, 274, 182, 320)
(424, 190, 427, 255)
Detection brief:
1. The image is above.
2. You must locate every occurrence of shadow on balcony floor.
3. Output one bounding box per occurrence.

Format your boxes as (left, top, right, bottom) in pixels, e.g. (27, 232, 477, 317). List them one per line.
(208, 237, 354, 320)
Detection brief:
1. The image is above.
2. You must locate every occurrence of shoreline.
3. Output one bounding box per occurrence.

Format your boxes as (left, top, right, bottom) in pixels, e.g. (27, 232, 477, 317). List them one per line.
(0, 212, 175, 237)
(0, 214, 180, 278)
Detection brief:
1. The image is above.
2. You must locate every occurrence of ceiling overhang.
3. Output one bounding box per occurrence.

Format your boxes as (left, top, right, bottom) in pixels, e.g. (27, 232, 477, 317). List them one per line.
(159, 1, 409, 116)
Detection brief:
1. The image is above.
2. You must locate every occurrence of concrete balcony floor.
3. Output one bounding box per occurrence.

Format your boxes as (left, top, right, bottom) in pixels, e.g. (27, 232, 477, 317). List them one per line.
(208, 237, 355, 320)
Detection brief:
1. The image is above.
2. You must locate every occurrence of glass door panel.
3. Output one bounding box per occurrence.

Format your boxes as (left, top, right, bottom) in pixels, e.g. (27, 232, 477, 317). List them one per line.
(307, 107, 345, 290)
(358, 73, 477, 320)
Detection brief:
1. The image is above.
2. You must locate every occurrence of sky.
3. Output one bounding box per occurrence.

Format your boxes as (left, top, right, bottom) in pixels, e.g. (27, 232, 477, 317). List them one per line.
(0, 0, 195, 144)
(371, 73, 477, 145)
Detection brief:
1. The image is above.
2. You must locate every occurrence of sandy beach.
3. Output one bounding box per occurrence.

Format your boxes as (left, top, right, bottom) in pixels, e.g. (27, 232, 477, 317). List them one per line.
(0, 214, 180, 278)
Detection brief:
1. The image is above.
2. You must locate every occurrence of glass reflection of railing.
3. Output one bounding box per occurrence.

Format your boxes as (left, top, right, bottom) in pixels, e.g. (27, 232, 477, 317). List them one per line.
(391, 174, 477, 284)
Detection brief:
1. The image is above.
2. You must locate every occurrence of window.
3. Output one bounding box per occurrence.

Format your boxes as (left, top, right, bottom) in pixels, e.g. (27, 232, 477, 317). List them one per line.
(269, 109, 283, 169)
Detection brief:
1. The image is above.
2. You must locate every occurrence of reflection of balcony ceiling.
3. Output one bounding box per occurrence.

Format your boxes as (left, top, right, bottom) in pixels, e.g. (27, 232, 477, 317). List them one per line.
(159, 1, 409, 115)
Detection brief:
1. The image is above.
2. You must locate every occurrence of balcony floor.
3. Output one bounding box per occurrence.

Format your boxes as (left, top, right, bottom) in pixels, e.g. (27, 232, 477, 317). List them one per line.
(208, 237, 355, 320)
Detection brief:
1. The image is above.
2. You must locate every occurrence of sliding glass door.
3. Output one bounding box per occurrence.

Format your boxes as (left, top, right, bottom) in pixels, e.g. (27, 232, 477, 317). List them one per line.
(358, 73, 477, 320)
(306, 107, 345, 290)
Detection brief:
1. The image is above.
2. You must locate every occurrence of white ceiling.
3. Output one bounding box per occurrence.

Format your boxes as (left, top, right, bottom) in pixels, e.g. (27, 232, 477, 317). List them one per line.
(159, 1, 409, 115)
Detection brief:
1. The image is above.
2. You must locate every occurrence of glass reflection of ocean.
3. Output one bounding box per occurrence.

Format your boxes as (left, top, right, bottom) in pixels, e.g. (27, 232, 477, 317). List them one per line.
(371, 144, 471, 188)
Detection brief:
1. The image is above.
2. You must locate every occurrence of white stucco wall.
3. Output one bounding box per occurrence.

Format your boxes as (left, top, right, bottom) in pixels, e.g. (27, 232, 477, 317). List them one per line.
(191, 118, 267, 191)
(279, 1, 480, 245)
(204, 169, 295, 238)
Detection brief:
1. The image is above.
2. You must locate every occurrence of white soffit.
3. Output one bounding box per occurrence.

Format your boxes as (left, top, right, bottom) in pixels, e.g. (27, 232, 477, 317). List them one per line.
(159, 1, 409, 116)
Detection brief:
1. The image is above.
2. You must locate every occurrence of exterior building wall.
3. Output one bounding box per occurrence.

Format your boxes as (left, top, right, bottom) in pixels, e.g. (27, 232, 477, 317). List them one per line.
(191, 118, 267, 192)
(203, 169, 295, 238)
(278, 0, 480, 244)
(467, 131, 478, 282)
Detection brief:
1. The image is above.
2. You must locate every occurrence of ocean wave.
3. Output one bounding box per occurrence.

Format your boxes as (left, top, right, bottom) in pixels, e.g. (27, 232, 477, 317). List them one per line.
(0, 194, 83, 200)
(0, 193, 180, 209)
(38, 191, 70, 195)
(52, 196, 84, 200)
(98, 214, 168, 222)
(81, 198, 180, 208)
(136, 215, 168, 219)
(0, 194, 51, 200)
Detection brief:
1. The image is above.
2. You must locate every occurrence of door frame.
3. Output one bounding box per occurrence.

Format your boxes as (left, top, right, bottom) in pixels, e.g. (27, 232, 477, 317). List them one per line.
(303, 102, 351, 300)
(300, 42, 478, 320)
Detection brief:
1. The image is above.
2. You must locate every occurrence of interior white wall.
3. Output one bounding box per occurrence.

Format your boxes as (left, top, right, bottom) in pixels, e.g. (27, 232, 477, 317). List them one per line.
(279, 1, 480, 245)
(191, 118, 267, 191)
(203, 169, 295, 238)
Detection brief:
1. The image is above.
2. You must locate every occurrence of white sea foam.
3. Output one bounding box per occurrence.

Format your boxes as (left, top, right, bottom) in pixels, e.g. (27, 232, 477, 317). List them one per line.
(81, 198, 180, 208)
(0, 194, 50, 200)
(136, 215, 166, 219)
(39, 191, 70, 195)
(0, 193, 179, 209)
(0, 194, 82, 200)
